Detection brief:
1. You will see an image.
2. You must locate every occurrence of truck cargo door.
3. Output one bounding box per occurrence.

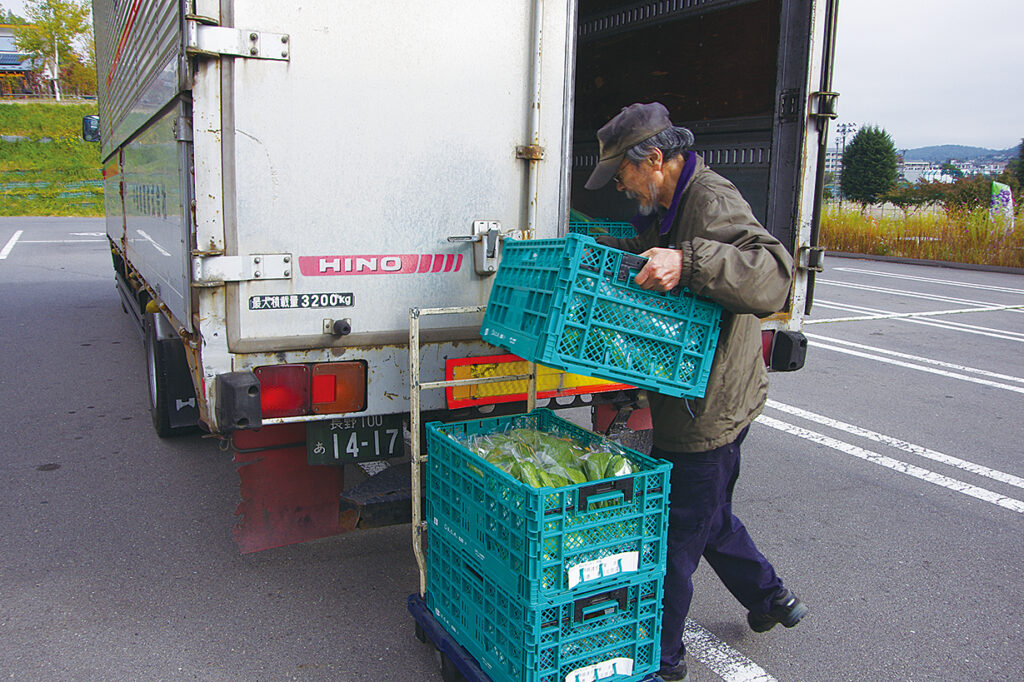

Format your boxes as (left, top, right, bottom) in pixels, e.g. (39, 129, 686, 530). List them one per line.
(197, 1, 575, 351)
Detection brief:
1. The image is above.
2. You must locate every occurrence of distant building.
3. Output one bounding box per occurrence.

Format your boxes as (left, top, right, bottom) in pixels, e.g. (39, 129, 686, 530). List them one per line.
(825, 148, 842, 175)
(0, 24, 34, 96)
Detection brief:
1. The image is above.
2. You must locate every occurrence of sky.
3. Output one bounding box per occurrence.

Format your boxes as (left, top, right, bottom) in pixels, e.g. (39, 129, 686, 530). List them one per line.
(832, 0, 1021, 151)
(4, 0, 1021, 151)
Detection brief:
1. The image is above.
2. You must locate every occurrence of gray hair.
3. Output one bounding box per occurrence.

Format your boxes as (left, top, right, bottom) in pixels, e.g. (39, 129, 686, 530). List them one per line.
(624, 126, 695, 165)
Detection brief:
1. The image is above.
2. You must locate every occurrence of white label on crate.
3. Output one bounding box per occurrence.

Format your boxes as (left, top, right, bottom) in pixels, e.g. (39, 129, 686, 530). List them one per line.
(565, 657, 634, 682)
(565, 551, 639, 589)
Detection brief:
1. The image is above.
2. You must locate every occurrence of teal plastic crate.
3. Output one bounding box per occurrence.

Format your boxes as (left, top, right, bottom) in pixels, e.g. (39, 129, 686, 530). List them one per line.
(568, 220, 636, 240)
(480, 233, 722, 399)
(425, 408, 670, 603)
(426, 533, 662, 682)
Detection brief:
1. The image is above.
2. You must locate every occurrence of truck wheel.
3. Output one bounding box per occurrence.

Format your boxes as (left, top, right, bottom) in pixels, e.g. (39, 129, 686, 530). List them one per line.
(144, 312, 199, 438)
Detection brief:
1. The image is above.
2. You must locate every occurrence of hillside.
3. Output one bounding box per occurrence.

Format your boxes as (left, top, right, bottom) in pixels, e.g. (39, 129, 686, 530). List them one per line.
(904, 143, 1021, 164)
(0, 102, 103, 217)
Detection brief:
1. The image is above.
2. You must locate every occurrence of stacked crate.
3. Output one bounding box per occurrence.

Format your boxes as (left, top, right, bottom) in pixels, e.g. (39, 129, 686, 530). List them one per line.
(424, 408, 671, 682)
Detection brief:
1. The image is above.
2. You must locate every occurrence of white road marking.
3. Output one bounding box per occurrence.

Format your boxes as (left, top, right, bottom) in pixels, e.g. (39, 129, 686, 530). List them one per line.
(804, 334, 1024, 385)
(830, 267, 1024, 295)
(807, 301, 1024, 326)
(1, 230, 23, 259)
(756, 415, 1024, 514)
(70, 232, 105, 236)
(811, 300, 1024, 342)
(766, 400, 1024, 489)
(136, 229, 171, 257)
(818, 279, 1024, 312)
(808, 340, 1024, 394)
(683, 619, 776, 682)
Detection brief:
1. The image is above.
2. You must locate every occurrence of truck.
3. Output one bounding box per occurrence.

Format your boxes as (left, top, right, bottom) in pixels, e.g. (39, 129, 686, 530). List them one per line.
(87, 0, 837, 553)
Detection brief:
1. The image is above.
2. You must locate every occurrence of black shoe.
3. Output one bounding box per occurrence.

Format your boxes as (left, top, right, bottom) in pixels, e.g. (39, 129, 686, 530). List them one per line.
(747, 588, 808, 633)
(657, 660, 690, 682)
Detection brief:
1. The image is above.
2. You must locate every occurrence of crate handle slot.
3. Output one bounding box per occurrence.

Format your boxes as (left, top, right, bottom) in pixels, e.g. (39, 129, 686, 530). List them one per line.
(574, 586, 629, 622)
(615, 253, 649, 283)
(577, 478, 633, 511)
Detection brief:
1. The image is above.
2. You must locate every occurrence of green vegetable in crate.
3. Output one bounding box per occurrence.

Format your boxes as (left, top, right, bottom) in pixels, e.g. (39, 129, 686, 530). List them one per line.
(458, 426, 637, 489)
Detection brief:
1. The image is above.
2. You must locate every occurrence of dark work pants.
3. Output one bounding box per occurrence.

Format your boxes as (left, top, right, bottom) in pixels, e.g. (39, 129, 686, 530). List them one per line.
(654, 426, 783, 667)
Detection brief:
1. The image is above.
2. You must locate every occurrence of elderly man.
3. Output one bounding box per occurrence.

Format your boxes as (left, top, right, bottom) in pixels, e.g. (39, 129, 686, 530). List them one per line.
(584, 102, 807, 682)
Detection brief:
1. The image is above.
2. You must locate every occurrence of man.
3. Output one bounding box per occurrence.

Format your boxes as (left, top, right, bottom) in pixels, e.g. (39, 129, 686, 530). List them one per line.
(584, 102, 807, 682)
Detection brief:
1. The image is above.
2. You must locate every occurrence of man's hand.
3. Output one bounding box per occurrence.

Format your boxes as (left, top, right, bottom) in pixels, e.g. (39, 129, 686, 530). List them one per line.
(633, 247, 683, 292)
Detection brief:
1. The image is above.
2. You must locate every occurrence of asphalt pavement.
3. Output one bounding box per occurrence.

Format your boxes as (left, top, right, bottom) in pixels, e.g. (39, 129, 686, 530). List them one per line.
(1, 217, 1022, 681)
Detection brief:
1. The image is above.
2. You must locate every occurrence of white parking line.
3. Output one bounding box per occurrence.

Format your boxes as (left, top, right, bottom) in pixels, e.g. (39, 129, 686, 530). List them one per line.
(1, 230, 23, 259)
(804, 334, 1024, 385)
(811, 300, 1024, 342)
(766, 400, 1024, 489)
(756, 415, 1024, 514)
(831, 267, 1024, 296)
(807, 339, 1024, 394)
(684, 619, 776, 682)
(818, 278, 1023, 310)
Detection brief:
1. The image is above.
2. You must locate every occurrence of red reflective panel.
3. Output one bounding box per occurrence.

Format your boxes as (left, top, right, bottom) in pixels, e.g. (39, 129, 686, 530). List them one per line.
(311, 362, 366, 414)
(311, 373, 336, 404)
(254, 364, 310, 418)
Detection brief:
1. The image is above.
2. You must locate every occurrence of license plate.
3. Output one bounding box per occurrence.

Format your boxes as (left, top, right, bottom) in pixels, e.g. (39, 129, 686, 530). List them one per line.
(306, 414, 405, 465)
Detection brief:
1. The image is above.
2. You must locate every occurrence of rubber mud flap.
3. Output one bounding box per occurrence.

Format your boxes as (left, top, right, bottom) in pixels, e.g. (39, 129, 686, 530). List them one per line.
(232, 424, 355, 553)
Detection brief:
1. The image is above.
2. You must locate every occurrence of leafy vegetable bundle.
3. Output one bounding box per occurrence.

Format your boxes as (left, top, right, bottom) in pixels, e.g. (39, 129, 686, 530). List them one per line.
(452, 427, 636, 488)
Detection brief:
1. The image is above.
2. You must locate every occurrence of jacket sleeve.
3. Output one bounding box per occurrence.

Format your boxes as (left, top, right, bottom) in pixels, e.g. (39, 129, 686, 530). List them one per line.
(677, 191, 793, 316)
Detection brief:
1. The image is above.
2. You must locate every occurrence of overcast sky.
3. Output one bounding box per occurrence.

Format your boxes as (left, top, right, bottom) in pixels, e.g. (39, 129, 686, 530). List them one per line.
(4, 0, 1020, 151)
(833, 0, 1022, 151)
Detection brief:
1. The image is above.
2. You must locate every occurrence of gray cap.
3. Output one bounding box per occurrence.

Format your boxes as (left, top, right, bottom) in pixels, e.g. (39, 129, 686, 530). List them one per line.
(584, 102, 673, 190)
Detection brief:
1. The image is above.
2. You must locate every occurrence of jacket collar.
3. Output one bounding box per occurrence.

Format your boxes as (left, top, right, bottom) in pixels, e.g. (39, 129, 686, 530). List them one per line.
(630, 152, 698, 236)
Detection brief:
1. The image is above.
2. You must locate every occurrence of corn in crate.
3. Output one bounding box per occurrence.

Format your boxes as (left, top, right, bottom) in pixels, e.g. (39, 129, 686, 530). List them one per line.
(427, 534, 662, 682)
(480, 233, 722, 399)
(424, 408, 670, 603)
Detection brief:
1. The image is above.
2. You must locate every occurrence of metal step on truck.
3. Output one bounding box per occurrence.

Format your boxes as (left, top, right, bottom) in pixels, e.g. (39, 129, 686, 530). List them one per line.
(86, 0, 837, 553)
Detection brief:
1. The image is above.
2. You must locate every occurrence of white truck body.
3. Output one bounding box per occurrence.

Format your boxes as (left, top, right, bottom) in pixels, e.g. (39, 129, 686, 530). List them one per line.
(91, 0, 837, 547)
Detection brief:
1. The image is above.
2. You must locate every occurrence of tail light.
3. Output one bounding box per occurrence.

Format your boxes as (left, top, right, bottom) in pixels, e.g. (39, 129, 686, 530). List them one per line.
(254, 361, 367, 419)
(254, 364, 310, 418)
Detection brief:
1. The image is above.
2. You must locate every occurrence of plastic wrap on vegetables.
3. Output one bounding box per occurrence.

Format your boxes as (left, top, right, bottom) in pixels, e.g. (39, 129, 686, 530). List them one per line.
(448, 427, 637, 489)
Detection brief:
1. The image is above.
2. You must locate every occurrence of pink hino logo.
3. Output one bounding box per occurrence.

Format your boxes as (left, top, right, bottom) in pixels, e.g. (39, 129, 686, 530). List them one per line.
(298, 254, 463, 276)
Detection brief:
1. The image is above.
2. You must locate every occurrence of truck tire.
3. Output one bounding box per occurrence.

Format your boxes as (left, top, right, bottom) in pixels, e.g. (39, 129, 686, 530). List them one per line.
(144, 312, 199, 438)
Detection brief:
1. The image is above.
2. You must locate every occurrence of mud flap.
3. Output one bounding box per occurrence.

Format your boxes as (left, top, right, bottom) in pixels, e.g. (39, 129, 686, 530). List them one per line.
(232, 423, 356, 553)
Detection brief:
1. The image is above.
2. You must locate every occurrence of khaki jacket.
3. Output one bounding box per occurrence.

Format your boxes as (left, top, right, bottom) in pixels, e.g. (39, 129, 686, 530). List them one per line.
(599, 155, 793, 453)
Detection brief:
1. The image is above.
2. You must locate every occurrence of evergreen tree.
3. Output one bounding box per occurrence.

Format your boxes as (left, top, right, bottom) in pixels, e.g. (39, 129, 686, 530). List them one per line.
(840, 126, 899, 207)
(1015, 139, 1024, 188)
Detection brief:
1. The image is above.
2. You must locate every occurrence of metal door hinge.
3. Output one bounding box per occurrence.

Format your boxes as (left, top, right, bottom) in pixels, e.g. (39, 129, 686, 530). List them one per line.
(186, 21, 291, 61)
(448, 221, 516, 275)
(778, 88, 801, 124)
(811, 91, 839, 120)
(192, 254, 293, 287)
(174, 117, 193, 142)
(799, 245, 825, 273)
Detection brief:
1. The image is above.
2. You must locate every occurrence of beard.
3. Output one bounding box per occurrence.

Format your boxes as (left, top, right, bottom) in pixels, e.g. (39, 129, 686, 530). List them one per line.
(627, 180, 661, 215)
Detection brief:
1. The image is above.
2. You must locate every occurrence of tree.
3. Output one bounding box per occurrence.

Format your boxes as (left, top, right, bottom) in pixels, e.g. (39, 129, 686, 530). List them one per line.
(840, 126, 899, 208)
(13, 0, 90, 102)
(940, 161, 964, 180)
(1012, 139, 1024, 188)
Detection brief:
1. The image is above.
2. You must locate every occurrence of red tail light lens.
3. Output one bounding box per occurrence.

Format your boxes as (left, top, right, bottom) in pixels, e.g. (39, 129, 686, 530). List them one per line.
(254, 364, 310, 418)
